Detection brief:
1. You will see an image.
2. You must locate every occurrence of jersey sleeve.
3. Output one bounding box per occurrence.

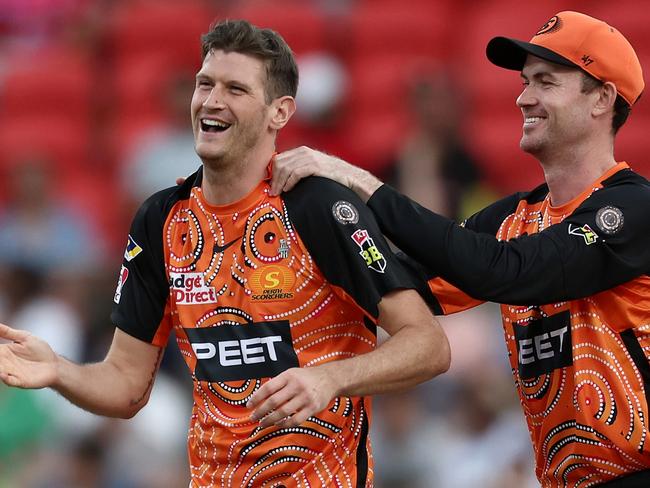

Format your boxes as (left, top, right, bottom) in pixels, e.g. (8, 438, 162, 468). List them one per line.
(283, 177, 417, 319)
(393, 191, 525, 315)
(367, 181, 650, 305)
(110, 189, 175, 346)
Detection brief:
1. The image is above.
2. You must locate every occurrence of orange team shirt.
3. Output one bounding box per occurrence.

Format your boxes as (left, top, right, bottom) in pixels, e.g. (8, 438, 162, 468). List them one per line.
(367, 162, 650, 487)
(111, 167, 416, 488)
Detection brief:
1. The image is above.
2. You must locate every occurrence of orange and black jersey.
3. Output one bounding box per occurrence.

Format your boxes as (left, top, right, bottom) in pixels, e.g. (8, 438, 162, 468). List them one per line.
(368, 163, 650, 487)
(111, 168, 415, 488)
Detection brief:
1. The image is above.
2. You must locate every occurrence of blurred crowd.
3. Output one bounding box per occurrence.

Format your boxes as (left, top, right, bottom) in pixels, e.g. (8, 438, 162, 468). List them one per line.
(0, 0, 648, 486)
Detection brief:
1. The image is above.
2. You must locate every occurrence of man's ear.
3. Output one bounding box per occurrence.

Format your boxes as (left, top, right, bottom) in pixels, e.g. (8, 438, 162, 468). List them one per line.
(592, 81, 617, 118)
(269, 96, 296, 130)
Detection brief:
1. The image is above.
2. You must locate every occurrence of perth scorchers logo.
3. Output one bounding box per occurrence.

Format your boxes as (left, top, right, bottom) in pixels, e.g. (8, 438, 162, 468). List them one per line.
(169, 272, 218, 305)
(249, 265, 295, 301)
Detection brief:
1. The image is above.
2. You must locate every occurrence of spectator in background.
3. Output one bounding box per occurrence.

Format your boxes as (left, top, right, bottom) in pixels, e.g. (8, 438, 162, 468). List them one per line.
(278, 52, 357, 164)
(0, 157, 103, 275)
(121, 72, 201, 205)
(386, 70, 485, 220)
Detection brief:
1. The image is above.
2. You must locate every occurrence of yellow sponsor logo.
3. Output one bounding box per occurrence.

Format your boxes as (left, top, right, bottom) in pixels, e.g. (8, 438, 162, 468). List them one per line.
(250, 265, 295, 301)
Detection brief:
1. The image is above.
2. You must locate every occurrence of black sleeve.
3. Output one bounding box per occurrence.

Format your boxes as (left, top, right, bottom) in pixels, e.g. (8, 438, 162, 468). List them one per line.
(367, 182, 650, 305)
(110, 187, 176, 344)
(460, 191, 529, 234)
(283, 177, 417, 318)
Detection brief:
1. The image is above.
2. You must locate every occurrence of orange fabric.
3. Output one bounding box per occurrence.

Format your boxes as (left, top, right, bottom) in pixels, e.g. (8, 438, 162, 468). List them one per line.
(435, 162, 650, 487)
(161, 180, 376, 487)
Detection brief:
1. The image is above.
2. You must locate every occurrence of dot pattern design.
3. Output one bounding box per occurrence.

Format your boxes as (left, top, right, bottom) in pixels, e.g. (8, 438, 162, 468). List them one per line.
(431, 177, 650, 487)
(164, 184, 376, 487)
(496, 193, 650, 487)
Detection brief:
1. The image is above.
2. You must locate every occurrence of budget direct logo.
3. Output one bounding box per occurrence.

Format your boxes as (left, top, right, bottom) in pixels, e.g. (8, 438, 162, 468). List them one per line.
(249, 265, 295, 301)
(169, 272, 218, 305)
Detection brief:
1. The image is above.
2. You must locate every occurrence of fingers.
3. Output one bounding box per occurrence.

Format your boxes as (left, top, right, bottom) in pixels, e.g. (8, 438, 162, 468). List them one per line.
(0, 371, 21, 388)
(0, 324, 28, 342)
(256, 396, 304, 429)
(271, 147, 320, 196)
(247, 373, 288, 412)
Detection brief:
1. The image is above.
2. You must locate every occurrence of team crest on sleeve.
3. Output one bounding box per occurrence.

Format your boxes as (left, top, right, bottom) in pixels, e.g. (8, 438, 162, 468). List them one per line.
(351, 229, 386, 273)
(332, 200, 359, 225)
(124, 235, 143, 261)
(568, 223, 599, 245)
(114, 265, 129, 304)
(595, 206, 624, 235)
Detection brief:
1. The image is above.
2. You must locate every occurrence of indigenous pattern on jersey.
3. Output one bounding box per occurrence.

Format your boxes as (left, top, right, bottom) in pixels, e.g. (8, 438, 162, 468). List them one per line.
(112, 169, 414, 488)
(368, 163, 650, 487)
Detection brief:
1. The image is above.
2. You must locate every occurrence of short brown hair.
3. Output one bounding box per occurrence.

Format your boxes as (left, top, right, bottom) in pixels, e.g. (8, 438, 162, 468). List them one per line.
(581, 73, 631, 134)
(201, 19, 298, 103)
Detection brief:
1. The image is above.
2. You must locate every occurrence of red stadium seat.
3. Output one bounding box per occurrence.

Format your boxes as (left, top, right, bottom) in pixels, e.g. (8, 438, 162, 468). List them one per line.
(106, 1, 216, 69)
(0, 118, 91, 177)
(0, 45, 94, 125)
(347, 2, 455, 62)
(225, 1, 332, 55)
(463, 114, 543, 194)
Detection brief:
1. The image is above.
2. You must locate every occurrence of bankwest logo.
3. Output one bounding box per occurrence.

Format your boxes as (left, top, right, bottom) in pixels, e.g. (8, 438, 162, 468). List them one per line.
(170, 272, 217, 305)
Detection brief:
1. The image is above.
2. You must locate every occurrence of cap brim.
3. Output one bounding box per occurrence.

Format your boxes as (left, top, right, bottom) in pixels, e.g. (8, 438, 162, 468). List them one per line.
(486, 37, 577, 71)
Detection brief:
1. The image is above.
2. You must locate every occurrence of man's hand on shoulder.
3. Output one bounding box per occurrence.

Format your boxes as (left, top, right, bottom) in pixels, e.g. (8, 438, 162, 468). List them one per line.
(271, 146, 383, 201)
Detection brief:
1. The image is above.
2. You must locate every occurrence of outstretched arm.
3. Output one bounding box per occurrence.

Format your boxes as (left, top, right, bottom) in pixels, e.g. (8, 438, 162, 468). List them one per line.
(246, 288, 450, 429)
(0, 325, 163, 419)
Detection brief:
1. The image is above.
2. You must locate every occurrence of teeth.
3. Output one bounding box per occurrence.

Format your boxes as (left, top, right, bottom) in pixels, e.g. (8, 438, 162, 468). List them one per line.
(202, 119, 230, 128)
(525, 117, 543, 124)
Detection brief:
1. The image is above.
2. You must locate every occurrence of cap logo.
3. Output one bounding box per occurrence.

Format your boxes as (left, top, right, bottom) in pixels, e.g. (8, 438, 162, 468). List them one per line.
(581, 54, 595, 67)
(536, 16, 561, 36)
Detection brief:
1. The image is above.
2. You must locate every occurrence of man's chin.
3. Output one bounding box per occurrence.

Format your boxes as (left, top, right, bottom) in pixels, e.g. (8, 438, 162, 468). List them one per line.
(520, 137, 542, 156)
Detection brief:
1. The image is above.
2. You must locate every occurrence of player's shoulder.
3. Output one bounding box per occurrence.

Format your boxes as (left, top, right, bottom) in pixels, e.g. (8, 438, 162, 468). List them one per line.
(282, 176, 367, 215)
(284, 175, 363, 203)
(587, 167, 650, 207)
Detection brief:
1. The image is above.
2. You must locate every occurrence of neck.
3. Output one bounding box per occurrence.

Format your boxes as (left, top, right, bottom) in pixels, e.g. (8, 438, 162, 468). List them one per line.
(539, 138, 616, 207)
(201, 146, 274, 205)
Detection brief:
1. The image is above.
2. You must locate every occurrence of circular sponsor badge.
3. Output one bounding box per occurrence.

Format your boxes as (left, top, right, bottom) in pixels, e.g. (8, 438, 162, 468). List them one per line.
(332, 200, 359, 225)
(595, 206, 624, 235)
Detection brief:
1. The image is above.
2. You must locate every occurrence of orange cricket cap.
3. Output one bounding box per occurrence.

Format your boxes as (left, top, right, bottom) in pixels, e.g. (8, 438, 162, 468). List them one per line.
(486, 11, 644, 106)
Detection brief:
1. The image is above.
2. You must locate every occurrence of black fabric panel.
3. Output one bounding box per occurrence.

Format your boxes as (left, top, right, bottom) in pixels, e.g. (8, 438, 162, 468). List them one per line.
(368, 175, 650, 305)
(463, 185, 536, 235)
(355, 398, 370, 488)
(110, 169, 201, 343)
(395, 252, 444, 315)
(283, 177, 416, 319)
(596, 469, 650, 487)
(620, 329, 650, 417)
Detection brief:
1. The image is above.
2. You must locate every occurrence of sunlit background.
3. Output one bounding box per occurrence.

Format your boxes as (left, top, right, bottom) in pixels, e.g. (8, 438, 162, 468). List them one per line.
(0, 0, 648, 486)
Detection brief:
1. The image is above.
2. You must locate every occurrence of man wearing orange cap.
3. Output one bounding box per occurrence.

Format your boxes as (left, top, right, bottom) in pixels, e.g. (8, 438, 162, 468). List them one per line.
(271, 11, 650, 488)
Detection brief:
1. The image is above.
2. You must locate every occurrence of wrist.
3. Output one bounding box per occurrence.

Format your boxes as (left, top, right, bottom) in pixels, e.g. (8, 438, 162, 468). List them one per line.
(51, 354, 66, 390)
(349, 168, 382, 203)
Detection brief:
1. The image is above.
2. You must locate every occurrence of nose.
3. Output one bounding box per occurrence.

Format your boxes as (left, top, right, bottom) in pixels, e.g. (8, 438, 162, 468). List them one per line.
(203, 86, 225, 109)
(516, 84, 537, 108)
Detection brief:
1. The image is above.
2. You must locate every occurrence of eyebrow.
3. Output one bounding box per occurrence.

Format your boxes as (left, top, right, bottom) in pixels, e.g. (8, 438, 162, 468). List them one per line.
(520, 71, 558, 81)
(195, 73, 253, 90)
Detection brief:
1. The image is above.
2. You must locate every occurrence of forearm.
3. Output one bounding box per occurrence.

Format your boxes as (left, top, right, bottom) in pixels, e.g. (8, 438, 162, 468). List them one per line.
(321, 319, 449, 398)
(345, 164, 383, 203)
(53, 354, 156, 418)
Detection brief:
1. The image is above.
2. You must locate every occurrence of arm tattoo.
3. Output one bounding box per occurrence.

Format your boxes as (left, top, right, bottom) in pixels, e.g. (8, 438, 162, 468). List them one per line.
(131, 347, 163, 406)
